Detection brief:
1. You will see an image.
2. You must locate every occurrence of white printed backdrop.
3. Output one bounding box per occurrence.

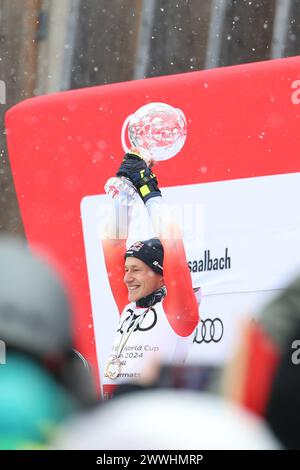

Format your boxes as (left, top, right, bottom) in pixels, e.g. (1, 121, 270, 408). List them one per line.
(81, 172, 300, 385)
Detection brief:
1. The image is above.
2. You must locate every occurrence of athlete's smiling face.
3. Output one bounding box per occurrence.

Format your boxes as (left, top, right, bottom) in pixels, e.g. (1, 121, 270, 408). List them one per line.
(124, 257, 163, 302)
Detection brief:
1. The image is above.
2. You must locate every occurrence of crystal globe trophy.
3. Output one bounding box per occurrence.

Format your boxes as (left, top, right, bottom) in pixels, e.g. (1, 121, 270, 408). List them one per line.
(105, 102, 187, 201)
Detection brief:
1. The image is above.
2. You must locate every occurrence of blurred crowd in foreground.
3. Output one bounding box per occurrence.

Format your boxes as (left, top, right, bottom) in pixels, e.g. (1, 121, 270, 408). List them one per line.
(1, 235, 300, 450)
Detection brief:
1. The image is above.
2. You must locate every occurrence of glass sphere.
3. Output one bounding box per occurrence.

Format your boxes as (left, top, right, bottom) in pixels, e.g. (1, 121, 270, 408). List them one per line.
(127, 102, 187, 161)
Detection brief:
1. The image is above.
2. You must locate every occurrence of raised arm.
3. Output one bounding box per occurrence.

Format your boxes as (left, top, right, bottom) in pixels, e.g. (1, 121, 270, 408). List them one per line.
(102, 153, 157, 313)
(114, 151, 199, 336)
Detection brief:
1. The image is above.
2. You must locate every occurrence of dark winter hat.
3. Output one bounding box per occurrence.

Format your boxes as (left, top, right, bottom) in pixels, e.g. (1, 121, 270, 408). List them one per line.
(0, 236, 97, 407)
(0, 236, 73, 357)
(125, 238, 164, 275)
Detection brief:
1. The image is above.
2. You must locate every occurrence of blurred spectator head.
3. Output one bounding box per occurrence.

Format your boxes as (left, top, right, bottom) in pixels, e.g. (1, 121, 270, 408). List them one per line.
(223, 273, 300, 449)
(0, 236, 72, 358)
(56, 389, 280, 450)
(265, 323, 300, 449)
(0, 236, 96, 448)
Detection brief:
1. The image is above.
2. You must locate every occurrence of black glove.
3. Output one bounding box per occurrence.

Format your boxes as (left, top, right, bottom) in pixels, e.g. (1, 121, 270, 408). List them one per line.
(116, 153, 161, 203)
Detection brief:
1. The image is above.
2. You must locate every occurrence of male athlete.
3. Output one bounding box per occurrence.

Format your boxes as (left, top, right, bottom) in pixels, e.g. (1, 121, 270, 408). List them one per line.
(104, 152, 199, 384)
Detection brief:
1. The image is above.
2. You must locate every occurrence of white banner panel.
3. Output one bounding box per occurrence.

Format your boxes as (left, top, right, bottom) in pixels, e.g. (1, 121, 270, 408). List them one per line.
(163, 172, 300, 295)
(187, 289, 277, 365)
(81, 172, 300, 377)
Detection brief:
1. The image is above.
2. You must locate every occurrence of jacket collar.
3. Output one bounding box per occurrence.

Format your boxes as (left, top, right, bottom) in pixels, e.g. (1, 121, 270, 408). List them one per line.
(136, 286, 167, 308)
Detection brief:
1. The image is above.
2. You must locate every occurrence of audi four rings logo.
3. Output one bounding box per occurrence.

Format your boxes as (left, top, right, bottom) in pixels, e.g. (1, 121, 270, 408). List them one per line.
(193, 318, 224, 344)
